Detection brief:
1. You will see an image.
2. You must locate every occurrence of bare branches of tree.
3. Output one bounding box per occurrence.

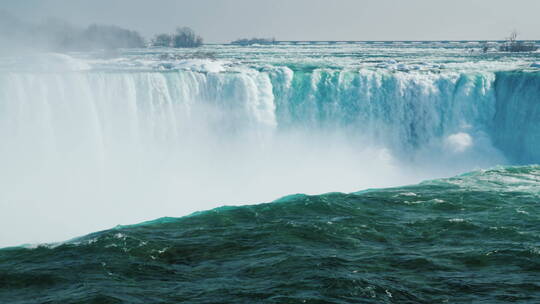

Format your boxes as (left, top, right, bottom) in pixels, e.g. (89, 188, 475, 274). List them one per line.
(152, 27, 203, 48)
(499, 30, 538, 52)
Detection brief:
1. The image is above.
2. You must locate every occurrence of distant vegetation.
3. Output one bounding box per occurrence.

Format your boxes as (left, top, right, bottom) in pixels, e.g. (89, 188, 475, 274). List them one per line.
(0, 11, 146, 52)
(499, 31, 538, 52)
(64, 24, 145, 50)
(231, 38, 276, 46)
(152, 27, 203, 48)
(153, 34, 172, 47)
(0, 11, 207, 53)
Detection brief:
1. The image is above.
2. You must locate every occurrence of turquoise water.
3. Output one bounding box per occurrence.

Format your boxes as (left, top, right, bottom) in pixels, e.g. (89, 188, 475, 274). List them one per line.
(1, 166, 539, 303)
(0, 43, 540, 302)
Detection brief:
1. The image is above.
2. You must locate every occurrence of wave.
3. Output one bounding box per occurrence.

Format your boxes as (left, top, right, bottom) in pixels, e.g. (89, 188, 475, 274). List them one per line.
(1, 165, 539, 303)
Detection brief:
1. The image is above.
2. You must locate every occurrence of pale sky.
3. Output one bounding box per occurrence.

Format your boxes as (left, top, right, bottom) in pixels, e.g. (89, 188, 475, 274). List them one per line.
(1, 0, 540, 43)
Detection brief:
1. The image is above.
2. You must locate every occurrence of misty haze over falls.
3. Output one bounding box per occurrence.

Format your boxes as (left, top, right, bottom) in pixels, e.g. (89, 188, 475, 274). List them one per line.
(0, 46, 539, 246)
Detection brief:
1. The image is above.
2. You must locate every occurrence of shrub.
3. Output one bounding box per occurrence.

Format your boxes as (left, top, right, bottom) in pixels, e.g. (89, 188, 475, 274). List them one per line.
(152, 34, 172, 47)
(172, 27, 203, 48)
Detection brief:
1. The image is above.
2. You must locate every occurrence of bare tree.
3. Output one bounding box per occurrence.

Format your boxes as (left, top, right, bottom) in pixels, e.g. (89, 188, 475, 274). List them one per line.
(507, 30, 518, 43)
(500, 30, 537, 52)
(172, 27, 203, 48)
(153, 34, 172, 47)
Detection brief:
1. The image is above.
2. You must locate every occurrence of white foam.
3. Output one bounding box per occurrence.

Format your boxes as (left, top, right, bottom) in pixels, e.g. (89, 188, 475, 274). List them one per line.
(445, 133, 473, 153)
(175, 59, 227, 73)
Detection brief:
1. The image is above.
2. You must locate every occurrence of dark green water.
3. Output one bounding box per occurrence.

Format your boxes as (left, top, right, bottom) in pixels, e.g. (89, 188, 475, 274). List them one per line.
(1, 166, 539, 303)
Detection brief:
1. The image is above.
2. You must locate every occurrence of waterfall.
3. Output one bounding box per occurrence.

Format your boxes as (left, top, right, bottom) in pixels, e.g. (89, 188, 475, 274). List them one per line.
(1, 63, 538, 246)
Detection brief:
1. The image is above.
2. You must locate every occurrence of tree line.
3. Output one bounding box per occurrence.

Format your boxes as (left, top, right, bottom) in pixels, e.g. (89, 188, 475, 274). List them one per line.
(152, 27, 203, 48)
(1, 11, 279, 51)
(0, 12, 146, 51)
(0, 11, 205, 51)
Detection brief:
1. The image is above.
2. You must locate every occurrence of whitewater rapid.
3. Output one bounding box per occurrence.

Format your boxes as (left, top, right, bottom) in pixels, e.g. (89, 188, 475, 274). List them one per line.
(0, 45, 539, 247)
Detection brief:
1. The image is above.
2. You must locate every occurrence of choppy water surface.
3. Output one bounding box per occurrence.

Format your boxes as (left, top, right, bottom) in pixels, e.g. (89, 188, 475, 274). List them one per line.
(1, 166, 539, 303)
